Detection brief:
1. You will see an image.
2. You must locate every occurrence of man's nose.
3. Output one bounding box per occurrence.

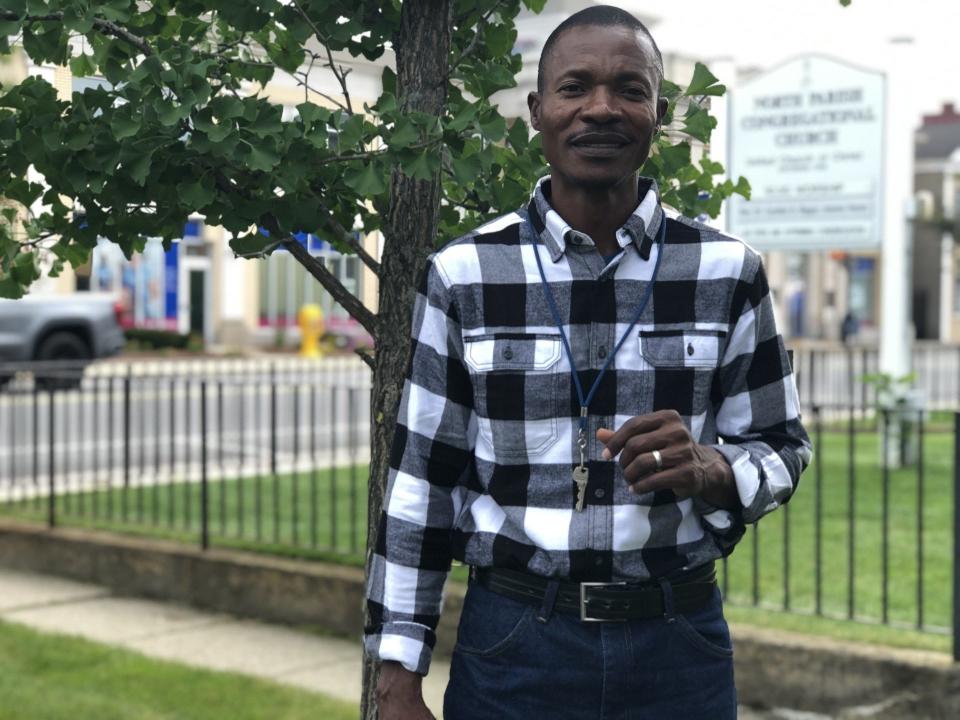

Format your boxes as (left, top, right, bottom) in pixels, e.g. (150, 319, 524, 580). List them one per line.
(580, 86, 621, 122)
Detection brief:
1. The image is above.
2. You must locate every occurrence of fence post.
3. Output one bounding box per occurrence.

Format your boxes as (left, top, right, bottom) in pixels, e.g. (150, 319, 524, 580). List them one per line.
(201, 381, 209, 551)
(47, 389, 55, 529)
(123, 374, 131, 522)
(953, 412, 960, 661)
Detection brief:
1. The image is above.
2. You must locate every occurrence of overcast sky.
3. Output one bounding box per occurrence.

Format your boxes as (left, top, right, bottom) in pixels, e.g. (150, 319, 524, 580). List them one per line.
(566, 0, 960, 120)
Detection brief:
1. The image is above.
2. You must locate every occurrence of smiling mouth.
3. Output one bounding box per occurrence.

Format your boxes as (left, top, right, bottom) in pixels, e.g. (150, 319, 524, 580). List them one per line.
(569, 133, 632, 154)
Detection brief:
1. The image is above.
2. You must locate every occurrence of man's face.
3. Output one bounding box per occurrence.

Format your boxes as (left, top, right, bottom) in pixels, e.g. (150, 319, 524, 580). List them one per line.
(528, 25, 667, 191)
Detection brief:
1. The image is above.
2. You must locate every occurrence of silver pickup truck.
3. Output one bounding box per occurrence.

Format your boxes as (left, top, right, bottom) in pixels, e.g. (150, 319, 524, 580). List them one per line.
(0, 293, 126, 386)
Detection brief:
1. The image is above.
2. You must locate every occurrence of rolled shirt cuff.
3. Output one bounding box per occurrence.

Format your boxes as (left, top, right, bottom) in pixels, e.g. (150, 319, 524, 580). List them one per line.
(364, 621, 435, 676)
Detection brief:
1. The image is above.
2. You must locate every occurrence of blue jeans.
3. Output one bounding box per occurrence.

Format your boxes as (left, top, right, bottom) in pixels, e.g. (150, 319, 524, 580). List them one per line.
(444, 579, 736, 720)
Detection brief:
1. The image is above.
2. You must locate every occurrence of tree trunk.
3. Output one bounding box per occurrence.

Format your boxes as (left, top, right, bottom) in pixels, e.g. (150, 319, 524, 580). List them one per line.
(361, 2, 451, 719)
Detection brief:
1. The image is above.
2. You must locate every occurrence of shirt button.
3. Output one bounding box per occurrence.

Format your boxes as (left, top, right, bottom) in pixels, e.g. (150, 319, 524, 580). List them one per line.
(687, 343, 695, 356)
(594, 488, 605, 499)
(594, 557, 604, 566)
(598, 346, 607, 359)
(503, 347, 513, 360)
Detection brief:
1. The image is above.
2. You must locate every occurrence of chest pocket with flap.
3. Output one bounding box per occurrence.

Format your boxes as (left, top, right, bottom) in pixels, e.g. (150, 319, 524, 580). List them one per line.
(463, 334, 563, 460)
(638, 329, 725, 418)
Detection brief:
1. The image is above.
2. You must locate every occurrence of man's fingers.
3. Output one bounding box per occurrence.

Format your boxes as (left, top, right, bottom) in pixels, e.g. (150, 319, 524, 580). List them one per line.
(597, 410, 677, 460)
(622, 444, 674, 483)
(626, 467, 692, 498)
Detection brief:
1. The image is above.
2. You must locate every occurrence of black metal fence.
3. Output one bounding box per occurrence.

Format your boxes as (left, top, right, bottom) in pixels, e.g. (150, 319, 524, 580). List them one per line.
(719, 400, 959, 658)
(0, 357, 371, 560)
(1, 355, 959, 658)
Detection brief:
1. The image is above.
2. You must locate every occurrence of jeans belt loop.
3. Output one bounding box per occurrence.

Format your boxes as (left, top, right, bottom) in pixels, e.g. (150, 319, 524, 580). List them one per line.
(658, 577, 676, 622)
(536, 580, 561, 624)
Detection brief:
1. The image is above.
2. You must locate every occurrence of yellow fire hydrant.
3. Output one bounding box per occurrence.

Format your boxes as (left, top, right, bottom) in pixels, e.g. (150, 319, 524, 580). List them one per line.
(297, 304, 325, 358)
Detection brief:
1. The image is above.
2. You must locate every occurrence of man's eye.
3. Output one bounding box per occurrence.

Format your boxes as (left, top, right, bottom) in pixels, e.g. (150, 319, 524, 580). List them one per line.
(622, 87, 647, 98)
(558, 84, 583, 93)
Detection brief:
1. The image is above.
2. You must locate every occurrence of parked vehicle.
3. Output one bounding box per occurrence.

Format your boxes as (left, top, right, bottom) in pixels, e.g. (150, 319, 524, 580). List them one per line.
(0, 293, 126, 387)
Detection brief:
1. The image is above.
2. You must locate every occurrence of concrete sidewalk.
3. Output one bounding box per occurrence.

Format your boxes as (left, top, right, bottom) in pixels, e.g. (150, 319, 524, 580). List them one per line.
(0, 567, 797, 719)
(0, 567, 450, 714)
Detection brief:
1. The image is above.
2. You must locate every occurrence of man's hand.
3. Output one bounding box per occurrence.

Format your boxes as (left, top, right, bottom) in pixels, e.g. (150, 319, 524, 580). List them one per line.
(597, 410, 740, 510)
(377, 661, 435, 720)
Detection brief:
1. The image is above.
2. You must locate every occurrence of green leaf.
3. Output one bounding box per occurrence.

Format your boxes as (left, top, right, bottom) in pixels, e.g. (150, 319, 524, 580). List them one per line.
(483, 24, 516, 57)
(229, 232, 276, 259)
(447, 102, 479, 132)
(479, 111, 506, 141)
(111, 109, 141, 140)
(381, 67, 397, 96)
(734, 176, 751, 200)
(126, 151, 154, 186)
(344, 162, 387, 196)
(210, 96, 245, 120)
(681, 104, 717, 143)
(685, 62, 726, 97)
(246, 141, 280, 172)
(0, 250, 40, 298)
(177, 179, 216, 209)
(158, 102, 188, 127)
(660, 79, 683, 101)
(404, 150, 438, 181)
(481, 63, 517, 94)
(658, 141, 692, 176)
(296, 102, 331, 130)
(506, 119, 529, 152)
(337, 114, 366, 149)
(451, 153, 483, 186)
(69, 54, 96, 78)
(522, 0, 548, 11)
(388, 118, 419, 149)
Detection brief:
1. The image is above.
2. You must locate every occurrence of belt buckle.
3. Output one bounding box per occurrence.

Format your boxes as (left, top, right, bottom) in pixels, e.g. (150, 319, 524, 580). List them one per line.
(579, 582, 627, 622)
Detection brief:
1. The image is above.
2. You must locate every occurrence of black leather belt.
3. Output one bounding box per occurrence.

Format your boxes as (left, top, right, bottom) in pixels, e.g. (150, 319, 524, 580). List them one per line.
(473, 562, 716, 622)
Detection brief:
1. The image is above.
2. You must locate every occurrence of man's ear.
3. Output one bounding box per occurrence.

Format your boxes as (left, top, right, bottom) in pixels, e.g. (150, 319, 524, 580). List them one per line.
(528, 91, 542, 131)
(656, 96, 668, 132)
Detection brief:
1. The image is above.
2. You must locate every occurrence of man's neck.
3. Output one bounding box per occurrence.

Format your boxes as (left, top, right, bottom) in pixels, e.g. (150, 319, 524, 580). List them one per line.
(549, 174, 639, 256)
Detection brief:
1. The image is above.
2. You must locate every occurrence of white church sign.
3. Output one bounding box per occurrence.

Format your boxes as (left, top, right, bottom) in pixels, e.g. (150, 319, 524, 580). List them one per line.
(728, 55, 885, 251)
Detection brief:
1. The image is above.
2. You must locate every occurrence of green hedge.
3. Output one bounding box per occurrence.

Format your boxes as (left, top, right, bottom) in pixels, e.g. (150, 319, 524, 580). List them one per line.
(123, 328, 192, 350)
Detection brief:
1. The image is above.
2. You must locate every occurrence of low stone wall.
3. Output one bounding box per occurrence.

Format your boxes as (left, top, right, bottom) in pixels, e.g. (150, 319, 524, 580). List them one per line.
(1, 518, 957, 717)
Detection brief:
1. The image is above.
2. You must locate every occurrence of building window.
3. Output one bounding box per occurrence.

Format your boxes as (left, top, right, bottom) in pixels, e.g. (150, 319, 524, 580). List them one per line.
(257, 237, 362, 328)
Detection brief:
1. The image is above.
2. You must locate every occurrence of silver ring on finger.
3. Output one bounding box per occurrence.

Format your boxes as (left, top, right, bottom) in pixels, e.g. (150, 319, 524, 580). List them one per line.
(651, 449, 663, 473)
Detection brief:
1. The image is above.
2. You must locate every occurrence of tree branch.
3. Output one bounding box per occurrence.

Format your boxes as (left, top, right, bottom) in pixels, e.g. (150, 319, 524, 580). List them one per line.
(354, 347, 375, 370)
(1, 12, 154, 56)
(281, 236, 377, 335)
(314, 205, 381, 275)
(290, 0, 354, 113)
(315, 140, 437, 167)
(449, 0, 506, 75)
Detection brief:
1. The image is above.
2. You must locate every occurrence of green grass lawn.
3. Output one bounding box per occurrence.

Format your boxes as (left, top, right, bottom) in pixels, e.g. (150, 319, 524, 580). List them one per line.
(3, 466, 370, 565)
(0, 620, 358, 720)
(720, 426, 953, 634)
(2, 424, 954, 650)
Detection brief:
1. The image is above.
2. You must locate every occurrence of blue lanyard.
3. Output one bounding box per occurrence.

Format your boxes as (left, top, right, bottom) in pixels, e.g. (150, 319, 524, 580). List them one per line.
(530, 216, 666, 442)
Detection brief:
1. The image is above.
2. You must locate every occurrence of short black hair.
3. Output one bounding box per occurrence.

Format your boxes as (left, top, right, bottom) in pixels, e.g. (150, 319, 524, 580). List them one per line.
(536, 5, 664, 94)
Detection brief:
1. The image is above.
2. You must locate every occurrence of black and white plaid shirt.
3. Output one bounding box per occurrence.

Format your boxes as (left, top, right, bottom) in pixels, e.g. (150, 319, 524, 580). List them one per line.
(365, 176, 812, 674)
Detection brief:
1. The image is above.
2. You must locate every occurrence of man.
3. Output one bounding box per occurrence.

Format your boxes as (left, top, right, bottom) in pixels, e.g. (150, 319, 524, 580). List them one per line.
(366, 6, 812, 719)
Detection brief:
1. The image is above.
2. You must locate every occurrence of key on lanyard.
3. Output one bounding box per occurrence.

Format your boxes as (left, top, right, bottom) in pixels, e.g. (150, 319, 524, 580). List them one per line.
(574, 407, 589, 511)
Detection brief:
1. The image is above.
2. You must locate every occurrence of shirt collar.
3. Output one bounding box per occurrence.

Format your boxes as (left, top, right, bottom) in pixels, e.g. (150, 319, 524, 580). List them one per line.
(526, 175, 664, 263)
